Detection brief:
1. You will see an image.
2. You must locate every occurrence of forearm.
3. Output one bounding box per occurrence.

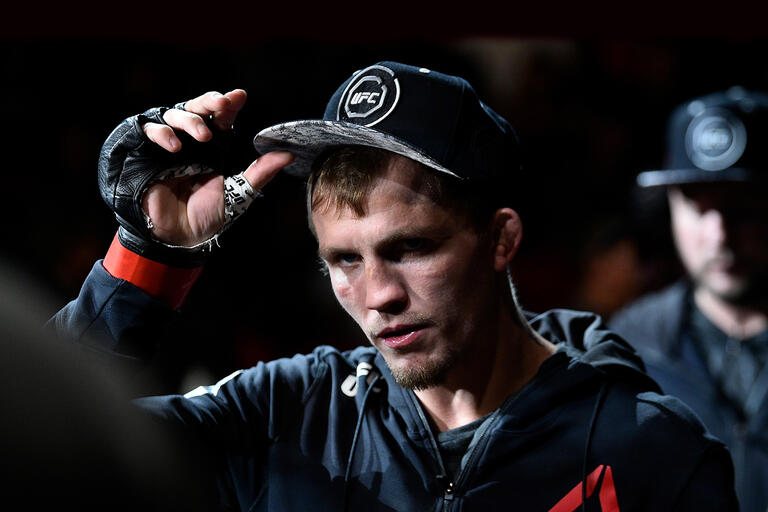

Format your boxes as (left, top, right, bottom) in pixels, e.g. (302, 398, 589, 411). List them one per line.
(49, 259, 186, 364)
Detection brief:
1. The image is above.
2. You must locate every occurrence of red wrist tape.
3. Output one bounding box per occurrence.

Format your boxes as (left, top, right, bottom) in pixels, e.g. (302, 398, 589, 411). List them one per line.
(103, 233, 203, 309)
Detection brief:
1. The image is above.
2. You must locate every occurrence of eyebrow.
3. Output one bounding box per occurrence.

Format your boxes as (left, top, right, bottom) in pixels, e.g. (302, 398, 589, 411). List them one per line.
(317, 247, 343, 262)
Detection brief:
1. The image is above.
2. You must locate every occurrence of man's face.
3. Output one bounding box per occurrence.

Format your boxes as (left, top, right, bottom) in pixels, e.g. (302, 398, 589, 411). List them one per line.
(313, 156, 499, 390)
(669, 182, 768, 305)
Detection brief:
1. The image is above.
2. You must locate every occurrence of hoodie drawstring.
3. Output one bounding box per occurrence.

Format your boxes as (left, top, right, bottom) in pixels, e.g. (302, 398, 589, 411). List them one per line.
(343, 373, 381, 512)
(582, 381, 609, 512)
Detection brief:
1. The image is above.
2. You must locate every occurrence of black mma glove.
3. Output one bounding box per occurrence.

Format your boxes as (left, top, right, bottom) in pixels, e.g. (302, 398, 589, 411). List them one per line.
(98, 106, 255, 268)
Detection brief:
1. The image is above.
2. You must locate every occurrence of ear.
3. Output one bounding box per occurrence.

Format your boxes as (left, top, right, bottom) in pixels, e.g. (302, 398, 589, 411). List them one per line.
(491, 208, 523, 272)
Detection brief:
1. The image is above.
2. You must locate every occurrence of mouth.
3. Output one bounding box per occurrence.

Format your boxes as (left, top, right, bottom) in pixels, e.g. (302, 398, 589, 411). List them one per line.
(376, 324, 428, 349)
(705, 254, 738, 274)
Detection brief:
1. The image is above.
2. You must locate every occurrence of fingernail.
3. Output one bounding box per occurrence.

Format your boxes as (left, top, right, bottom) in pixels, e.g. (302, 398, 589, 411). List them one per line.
(168, 137, 179, 150)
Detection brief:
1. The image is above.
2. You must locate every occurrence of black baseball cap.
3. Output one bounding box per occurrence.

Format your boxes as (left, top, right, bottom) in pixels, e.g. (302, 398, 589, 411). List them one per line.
(252, 61, 521, 183)
(638, 86, 768, 187)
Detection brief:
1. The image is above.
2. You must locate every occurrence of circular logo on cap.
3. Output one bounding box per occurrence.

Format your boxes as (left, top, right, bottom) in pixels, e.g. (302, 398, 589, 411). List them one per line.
(685, 110, 747, 171)
(337, 65, 400, 127)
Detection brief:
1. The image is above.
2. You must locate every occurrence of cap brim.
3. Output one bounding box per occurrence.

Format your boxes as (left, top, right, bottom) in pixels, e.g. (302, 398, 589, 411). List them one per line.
(253, 120, 460, 179)
(636, 168, 759, 187)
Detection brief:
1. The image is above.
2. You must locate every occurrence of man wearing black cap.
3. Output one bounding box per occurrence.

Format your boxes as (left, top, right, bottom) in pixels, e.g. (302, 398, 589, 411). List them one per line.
(611, 86, 768, 511)
(52, 62, 737, 510)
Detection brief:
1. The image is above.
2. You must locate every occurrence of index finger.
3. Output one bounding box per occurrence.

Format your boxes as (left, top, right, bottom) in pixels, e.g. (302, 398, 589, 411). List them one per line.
(183, 89, 247, 130)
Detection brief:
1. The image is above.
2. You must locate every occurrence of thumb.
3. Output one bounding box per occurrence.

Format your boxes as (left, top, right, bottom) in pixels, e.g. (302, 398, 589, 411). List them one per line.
(243, 151, 295, 191)
(219, 150, 295, 233)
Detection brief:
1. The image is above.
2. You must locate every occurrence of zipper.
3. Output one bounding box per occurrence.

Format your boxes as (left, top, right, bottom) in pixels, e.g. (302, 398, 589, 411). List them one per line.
(450, 410, 502, 493)
(443, 480, 455, 501)
(408, 389, 507, 511)
(438, 412, 502, 511)
(406, 391, 453, 510)
(447, 393, 517, 505)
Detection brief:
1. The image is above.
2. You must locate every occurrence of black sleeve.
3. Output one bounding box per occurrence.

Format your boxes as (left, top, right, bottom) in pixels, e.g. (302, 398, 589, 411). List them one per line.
(48, 260, 180, 372)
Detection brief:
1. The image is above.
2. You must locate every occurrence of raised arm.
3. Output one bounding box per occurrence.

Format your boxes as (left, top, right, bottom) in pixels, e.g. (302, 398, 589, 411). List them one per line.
(50, 89, 293, 361)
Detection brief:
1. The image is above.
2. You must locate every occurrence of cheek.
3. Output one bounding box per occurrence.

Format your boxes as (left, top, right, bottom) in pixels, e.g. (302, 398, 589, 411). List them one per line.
(672, 214, 704, 255)
(329, 270, 361, 318)
(416, 268, 460, 301)
(409, 252, 490, 309)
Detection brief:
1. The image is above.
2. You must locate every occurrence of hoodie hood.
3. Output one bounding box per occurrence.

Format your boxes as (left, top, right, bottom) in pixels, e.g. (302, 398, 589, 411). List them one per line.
(529, 308, 662, 394)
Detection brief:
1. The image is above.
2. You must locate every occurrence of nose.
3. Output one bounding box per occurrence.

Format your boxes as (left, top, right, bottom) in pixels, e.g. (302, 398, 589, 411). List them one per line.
(702, 208, 728, 246)
(364, 261, 408, 314)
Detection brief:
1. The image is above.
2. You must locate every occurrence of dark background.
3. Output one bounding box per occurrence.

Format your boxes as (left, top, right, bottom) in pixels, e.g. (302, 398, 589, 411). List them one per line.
(3, 6, 768, 393)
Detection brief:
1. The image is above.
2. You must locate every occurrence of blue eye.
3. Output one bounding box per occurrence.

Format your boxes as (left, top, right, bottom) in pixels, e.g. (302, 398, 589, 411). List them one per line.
(338, 254, 360, 265)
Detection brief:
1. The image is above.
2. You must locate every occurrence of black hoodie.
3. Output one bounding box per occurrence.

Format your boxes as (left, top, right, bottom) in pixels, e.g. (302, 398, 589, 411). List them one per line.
(53, 264, 738, 510)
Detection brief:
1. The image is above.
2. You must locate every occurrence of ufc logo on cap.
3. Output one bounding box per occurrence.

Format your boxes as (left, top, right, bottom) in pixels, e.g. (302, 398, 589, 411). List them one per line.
(338, 65, 400, 127)
(685, 111, 747, 171)
(350, 92, 381, 105)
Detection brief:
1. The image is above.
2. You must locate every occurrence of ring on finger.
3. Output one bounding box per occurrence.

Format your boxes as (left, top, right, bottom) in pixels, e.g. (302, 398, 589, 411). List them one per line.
(172, 103, 214, 126)
(173, 101, 215, 125)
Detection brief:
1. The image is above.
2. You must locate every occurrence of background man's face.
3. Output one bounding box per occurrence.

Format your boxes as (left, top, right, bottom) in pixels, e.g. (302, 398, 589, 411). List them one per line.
(669, 183, 768, 305)
(312, 156, 500, 390)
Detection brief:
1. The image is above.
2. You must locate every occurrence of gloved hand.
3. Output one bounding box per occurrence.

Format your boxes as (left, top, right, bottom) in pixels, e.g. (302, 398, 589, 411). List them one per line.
(98, 89, 294, 267)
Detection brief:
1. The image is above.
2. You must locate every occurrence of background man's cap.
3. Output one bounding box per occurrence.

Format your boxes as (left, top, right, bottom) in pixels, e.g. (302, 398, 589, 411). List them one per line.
(638, 86, 768, 187)
(253, 61, 521, 182)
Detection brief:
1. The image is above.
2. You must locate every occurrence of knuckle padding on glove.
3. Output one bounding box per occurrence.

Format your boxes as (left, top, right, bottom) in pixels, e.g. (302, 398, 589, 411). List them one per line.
(98, 107, 238, 267)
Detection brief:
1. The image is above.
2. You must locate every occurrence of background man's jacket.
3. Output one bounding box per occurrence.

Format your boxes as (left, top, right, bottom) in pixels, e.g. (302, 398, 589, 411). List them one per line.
(612, 280, 766, 511)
